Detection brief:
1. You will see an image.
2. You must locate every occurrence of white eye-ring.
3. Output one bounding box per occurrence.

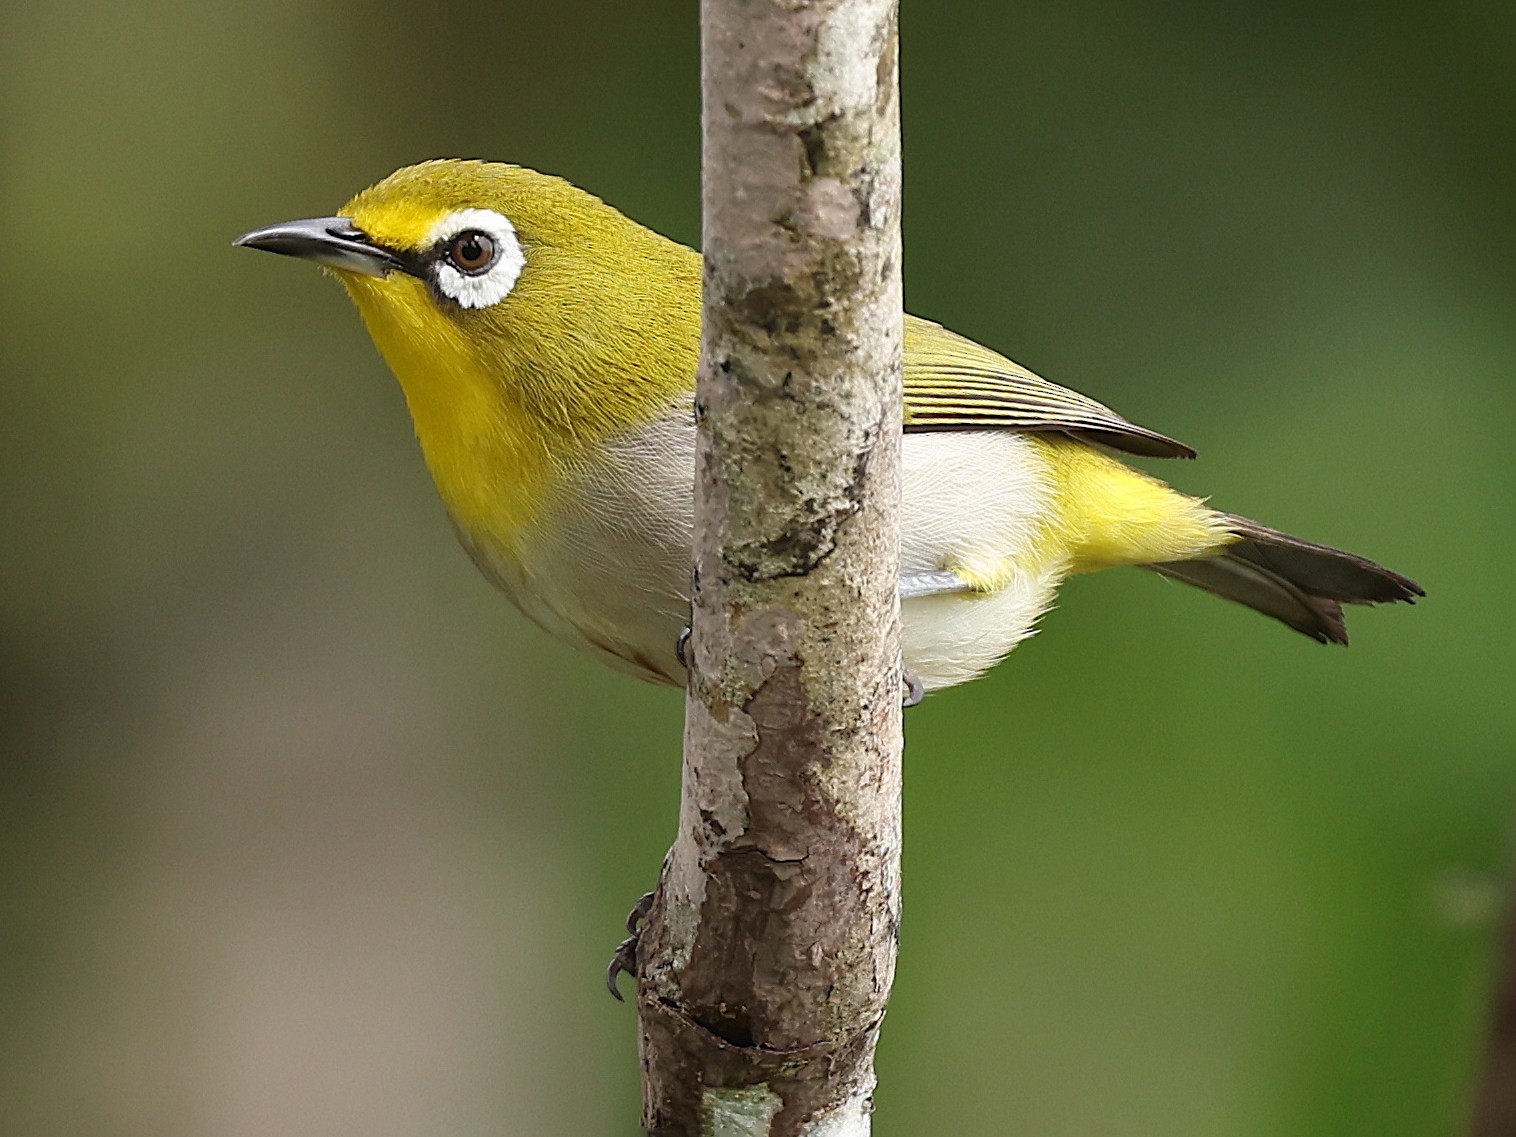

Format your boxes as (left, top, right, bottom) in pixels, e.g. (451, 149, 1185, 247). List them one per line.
(427, 208, 526, 309)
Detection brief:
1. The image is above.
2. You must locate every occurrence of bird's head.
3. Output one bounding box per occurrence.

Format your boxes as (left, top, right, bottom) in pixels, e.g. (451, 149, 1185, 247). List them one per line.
(237, 160, 701, 538)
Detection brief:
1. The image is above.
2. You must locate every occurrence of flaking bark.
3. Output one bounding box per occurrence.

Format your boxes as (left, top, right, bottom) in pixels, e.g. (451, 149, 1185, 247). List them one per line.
(634, 2, 904, 1134)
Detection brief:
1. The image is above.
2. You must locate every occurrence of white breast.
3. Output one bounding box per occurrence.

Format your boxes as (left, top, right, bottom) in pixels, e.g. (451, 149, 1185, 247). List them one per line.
(462, 412, 1063, 692)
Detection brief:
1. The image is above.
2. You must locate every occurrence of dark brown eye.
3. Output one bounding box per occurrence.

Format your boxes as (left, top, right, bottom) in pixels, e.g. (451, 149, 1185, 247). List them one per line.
(447, 230, 496, 274)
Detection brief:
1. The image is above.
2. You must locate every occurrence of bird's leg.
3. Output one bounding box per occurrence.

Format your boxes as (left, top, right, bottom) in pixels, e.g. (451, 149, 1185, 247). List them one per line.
(898, 571, 968, 707)
(605, 890, 656, 1002)
(898, 569, 971, 600)
(903, 670, 925, 708)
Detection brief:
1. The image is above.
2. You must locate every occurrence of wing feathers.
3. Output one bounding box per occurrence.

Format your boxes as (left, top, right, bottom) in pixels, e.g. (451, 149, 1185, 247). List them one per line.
(903, 315, 1196, 460)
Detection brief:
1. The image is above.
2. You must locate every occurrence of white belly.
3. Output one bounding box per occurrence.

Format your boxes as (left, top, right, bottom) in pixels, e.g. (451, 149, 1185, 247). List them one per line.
(461, 414, 1063, 692)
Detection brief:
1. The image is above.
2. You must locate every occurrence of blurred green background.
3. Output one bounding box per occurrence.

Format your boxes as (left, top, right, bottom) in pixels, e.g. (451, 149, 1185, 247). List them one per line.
(2, 1, 1511, 1134)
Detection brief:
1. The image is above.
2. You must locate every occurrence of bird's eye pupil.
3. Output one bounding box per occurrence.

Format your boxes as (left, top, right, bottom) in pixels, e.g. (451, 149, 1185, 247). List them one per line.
(449, 231, 495, 273)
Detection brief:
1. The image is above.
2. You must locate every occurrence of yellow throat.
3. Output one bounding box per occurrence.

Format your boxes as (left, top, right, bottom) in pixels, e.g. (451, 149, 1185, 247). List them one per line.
(336, 161, 702, 547)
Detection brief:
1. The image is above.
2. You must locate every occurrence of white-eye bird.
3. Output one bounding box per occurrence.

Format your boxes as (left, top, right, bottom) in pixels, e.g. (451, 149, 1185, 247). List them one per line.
(236, 160, 1421, 693)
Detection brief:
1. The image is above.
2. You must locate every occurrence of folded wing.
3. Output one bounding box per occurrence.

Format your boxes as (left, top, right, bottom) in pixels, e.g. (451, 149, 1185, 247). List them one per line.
(903, 315, 1196, 459)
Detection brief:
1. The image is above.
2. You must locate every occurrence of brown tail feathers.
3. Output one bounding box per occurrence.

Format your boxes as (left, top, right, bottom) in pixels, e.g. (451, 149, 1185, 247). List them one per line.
(1146, 515, 1424, 644)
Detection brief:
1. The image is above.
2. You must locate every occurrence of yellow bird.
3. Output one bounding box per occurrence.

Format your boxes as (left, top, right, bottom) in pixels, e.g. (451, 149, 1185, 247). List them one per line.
(236, 160, 1420, 694)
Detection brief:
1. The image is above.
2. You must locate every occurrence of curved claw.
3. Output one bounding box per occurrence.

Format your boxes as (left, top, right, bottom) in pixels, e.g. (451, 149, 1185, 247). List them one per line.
(675, 627, 692, 670)
(626, 890, 655, 934)
(606, 891, 657, 1002)
(606, 936, 638, 1002)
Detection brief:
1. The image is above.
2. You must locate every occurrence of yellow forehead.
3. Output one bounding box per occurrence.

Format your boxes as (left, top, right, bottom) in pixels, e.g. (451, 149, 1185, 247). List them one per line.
(340, 197, 445, 252)
(339, 159, 592, 253)
(340, 160, 493, 250)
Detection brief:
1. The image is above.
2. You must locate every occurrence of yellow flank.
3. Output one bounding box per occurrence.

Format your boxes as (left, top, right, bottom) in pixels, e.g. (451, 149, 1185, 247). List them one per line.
(1029, 434, 1237, 572)
(943, 550, 1022, 593)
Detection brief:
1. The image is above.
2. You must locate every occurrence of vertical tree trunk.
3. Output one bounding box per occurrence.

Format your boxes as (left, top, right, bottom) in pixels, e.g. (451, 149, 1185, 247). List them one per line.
(634, 2, 904, 1134)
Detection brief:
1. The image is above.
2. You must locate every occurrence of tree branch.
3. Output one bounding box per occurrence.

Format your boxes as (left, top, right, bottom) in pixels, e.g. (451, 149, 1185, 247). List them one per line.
(634, 2, 904, 1134)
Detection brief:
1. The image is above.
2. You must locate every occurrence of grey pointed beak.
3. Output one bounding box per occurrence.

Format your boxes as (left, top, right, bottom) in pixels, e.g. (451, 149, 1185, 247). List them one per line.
(234, 216, 406, 279)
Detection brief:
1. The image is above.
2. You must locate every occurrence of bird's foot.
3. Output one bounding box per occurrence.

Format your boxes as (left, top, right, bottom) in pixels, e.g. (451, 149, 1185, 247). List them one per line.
(903, 670, 925, 708)
(675, 626, 691, 670)
(605, 890, 656, 1002)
